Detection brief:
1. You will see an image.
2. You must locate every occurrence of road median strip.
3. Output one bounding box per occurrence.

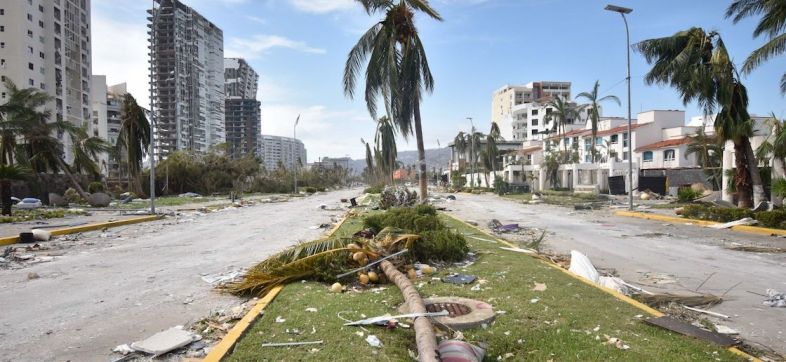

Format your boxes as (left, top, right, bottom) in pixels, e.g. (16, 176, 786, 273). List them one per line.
(615, 210, 786, 237)
(0, 215, 163, 246)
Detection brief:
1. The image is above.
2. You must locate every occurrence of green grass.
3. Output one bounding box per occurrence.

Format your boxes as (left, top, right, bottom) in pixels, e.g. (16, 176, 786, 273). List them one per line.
(226, 213, 742, 361)
(0, 208, 88, 223)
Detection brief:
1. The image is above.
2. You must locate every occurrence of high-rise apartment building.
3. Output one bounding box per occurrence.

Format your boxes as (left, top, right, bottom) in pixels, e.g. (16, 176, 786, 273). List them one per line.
(148, 0, 224, 159)
(491, 81, 585, 141)
(90, 75, 127, 178)
(260, 135, 306, 171)
(0, 0, 93, 163)
(224, 58, 261, 158)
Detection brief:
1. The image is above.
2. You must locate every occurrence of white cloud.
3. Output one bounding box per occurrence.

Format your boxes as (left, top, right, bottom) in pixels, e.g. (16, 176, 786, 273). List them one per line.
(246, 15, 267, 24)
(91, 9, 151, 106)
(226, 35, 326, 59)
(288, 0, 355, 13)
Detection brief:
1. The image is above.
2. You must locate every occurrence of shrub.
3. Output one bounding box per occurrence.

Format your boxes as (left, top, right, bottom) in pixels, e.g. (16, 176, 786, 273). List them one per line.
(304, 187, 317, 194)
(63, 188, 86, 204)
(754, 210, 786, 228)
(363, 185, 384, 194)
(88, 182, 105, 194)
(363, 205, 468, 263)
(681, 205, 754, 223)
(677, 187, 702, 202)
(494, 177, 509, 196)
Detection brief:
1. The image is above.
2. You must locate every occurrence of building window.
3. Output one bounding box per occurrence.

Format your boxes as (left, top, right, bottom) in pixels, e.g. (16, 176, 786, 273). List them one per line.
(623, 151, 629, 161)
(0, 9, 4, 15)
(28, 62, 34, 70)
(29, 79, 34, 86)
(531, 129, 538, 135)
(643, 151, 653, 162)
(531, 118, 538, 126)
(664, 149, 676, 161)
(0, 42, 4, 48)
(0, 26, 4, 32)
(596, 137, 603, 146)
(39, 52, 44, 59)
(39, 5, 44, 12)
(623, 132, 629, 147)
(27, 13, 33, 21)
(1, 92, 5, 99)
(610, 134, 619, 144)
(39, 20, 44, 28)
(532, 109, 539, 116)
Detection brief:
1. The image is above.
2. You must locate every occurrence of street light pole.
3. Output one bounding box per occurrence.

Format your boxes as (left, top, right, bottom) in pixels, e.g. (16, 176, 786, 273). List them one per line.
(605, 4, 634, 210)
(293, 114, 300, 194)
(149, 0, 157, 215)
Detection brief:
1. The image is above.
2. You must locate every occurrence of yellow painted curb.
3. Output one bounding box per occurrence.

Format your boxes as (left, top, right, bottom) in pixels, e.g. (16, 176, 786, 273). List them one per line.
(0, 215, 162, 246)
(202, 214, 350, 362)
(446, 214, 760, 362)
(616, 210, 786, 237)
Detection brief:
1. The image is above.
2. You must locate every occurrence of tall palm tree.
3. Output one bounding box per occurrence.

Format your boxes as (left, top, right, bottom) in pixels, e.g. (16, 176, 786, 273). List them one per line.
(69, 124, 112, 180)
(486, 123, 501, 183)
(636, 28, 765, 208)
(117, 94, 150, 196)
(544, 95, 579, 154)
(576, 81, 620, 162)
(0, 164, 30, 215)
(375, 116, 398, 184)
(686, 127, 723, 190)
(756, 113, 786, 173)
(726, 0, 786, 94)
(344, 0, 442, 202)
(453, 131, 467, 164)
(0, 79, 51, 166)
(361, 138, 376, 183)
(470, 131, 484, 187)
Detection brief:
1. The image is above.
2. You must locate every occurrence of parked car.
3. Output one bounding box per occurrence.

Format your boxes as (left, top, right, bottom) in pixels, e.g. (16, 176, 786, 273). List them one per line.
(10, 197, 21, 205)
(14, 198, 42, 209)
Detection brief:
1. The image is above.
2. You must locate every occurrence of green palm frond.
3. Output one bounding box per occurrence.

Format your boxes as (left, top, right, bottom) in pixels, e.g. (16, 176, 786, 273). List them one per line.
(0, 164, 31, 181)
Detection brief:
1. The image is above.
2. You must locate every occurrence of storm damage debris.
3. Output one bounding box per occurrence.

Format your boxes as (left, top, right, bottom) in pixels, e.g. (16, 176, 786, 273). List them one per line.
(708, 218, 757, 229)
(644, 316, 739, 347)
(129, 326, 201, 357)
(763, 289, 786, 308)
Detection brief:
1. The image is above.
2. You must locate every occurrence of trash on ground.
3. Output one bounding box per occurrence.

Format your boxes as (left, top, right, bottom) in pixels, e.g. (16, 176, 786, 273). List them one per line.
(708, 218, 757, 229)
(488, 219, 520, 233)
(442, 274, 477, 285)
(714, 325, 739, 335)
(531, 282, 547, 292)
(130, 326, 200, 356)
(344, 311, 449, 326)
(30, 229, 51, 241)
(201, 270, 242, 285)
(305, 307, 318, 313)
(682, 306, 730, 319)
(261, 340, 324, 348)
(644, 316, 739, 347)
(499, 246, 534, 254)
(726, 245, 786, 253)
(275, 316, 286, 323)
(638, 293, 722, 308)
(604, 335, 630, 350)
(437, 339, 486, 362)
(113, 344, 135, 355)
(365, 335, 382, 348)
(763, 289, 786, 308)
(446, 195, 457, 201)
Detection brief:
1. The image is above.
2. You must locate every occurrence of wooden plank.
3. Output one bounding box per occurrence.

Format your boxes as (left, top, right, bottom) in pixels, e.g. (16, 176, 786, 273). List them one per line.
(644, 316, 739, 347)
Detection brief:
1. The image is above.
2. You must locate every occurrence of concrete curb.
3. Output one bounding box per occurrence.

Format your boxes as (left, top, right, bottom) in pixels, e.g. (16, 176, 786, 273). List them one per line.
(0, 215, 162, 246)
(615, 210, 786, 237)
(202, 214, 350, 362)
(446, 214, 760, 362)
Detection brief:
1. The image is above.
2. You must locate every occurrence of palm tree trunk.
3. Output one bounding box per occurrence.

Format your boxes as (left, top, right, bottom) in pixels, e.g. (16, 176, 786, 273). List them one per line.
(743, 137, 768, 206)
(733, 140, 753, 208)
(413, 98, 428, 201)
(379, 260, 438, 362)
(56, 158, 90, 201)
(1, 180, 12, 216)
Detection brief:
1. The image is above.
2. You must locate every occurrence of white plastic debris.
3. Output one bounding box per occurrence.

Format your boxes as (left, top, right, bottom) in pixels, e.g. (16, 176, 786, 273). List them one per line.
(568, 250, 600, 283)
(305, 307, 318, 313)
(275, 316, 286, 323)
(764, 289, 786, 308)
(365, 335, 382, 348)
(708, 218, 757, 229)
(31, 229, 51, 241)
(113, 344, 134, 355)
(130, 327, 199, 356)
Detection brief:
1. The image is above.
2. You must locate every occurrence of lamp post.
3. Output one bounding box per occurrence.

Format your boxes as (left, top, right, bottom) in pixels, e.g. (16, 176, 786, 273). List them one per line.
(467, 117, 475, 187)
(604, 4, 634, 210)
(149, 0, 158, 215)
(293, 114, 300, 194)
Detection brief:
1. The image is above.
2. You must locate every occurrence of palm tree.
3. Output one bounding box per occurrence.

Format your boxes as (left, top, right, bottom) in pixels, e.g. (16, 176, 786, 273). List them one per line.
(469, 131, 484, 187)
(69, 124, 112, 180)
(544, 95, 579, 154)
(635, 28, 765, 208)
(344, 0, 442, 202)
(576, 81, 620, 162)
(0, 164, 30, 215)
(375, 116, 398, 184)
(725, 0, 786, 94)
(0, 79, 51, 166)
(361, 138, 376, 183)
(756, 114, 786, 202)
(117, 94, 150, 196)
(486, 125, 501, 184)
(685, 127, 723, 190)
(453, 131, 467, 164)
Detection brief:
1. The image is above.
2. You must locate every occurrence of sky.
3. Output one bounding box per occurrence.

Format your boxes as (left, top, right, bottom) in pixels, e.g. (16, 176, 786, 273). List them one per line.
(91, 0, 786, 160)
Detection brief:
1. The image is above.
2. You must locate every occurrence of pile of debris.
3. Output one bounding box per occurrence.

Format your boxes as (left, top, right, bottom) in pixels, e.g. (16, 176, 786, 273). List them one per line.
(0, 244, 56, 270)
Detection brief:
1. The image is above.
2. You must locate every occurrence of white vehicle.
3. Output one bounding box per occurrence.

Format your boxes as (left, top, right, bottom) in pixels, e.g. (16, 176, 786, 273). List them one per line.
(14, 198, 42, 209)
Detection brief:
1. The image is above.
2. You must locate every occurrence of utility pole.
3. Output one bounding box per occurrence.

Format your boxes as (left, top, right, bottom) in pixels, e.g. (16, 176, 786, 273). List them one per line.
(148, 0, 157, 215)
(605, 4, 634, 210)
(467, 117, 475, 187)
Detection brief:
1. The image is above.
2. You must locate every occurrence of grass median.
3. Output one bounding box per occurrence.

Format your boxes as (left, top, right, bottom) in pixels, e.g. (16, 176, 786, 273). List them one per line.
(225, 212, 742, 361)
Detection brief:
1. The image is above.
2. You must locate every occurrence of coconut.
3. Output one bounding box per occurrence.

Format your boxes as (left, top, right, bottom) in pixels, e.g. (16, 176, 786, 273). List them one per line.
(352, 252, 366, 262)
(407, 269, 417, 280)
(359, 274, 370, 285)
(420, 265, 434, 275)
(640, 192, 651, 200)
(347, 243, 361, 250)
(367, 271, 379, 282)
(330, 282, 343, 293)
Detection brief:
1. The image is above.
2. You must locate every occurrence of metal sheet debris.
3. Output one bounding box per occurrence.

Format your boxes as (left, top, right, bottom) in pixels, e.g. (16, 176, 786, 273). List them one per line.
(644, 316, 739, 347)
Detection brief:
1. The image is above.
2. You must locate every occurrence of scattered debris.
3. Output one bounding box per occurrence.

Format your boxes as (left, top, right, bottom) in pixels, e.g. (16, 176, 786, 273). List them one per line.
(130, 326, 200, 356)
(714, 325, 739, 335)
(499, 246, 534, 254)
(437, 339, 486, 362)
(446, 195, 457, 201)
(604, 335, 630, 350)
(726, 245, 786, 253)
(708, 218, 757, 229)
(683, 306, 730, 319)
(763, 289, 786, 308)
(637, 293, 722, 308)
(201, 270, 242, 285)
(488, 219, 520, 233)
(644, 316, 739, 347)
(365, 335, 382, 348)
(344, 311, 448, 326)
(531, 282, 547, 292)
(113, 344, 135, 355)
(30, 229, 52, 241)
(442, 274, 477, 285)
(305, 307, 318, 313)
(27, 272, 39, 280)
(261, 340, 324, 348)
(275, 316, 286, 323)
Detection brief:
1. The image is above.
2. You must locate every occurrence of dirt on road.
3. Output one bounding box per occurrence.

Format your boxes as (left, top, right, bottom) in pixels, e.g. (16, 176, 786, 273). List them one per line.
(441, 192, 786, 356)
(0, 189, 359, 362)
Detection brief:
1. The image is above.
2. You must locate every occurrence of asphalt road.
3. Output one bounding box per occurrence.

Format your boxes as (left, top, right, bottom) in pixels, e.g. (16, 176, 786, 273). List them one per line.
(442, 192, 786, 356)
(0, 189, 358, 362)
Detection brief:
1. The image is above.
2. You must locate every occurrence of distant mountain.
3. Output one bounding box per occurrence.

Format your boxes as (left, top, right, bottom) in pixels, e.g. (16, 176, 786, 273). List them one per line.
(346, 148, 452, 175)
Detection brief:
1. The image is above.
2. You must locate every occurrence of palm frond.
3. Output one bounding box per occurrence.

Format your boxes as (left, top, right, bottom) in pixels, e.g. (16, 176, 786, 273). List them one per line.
(742, 33, 786, 74)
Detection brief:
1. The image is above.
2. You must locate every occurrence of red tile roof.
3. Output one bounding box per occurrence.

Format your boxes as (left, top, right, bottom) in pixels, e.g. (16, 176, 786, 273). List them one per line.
(635, 137, 692, 152)
(517, 146, 543, 155)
